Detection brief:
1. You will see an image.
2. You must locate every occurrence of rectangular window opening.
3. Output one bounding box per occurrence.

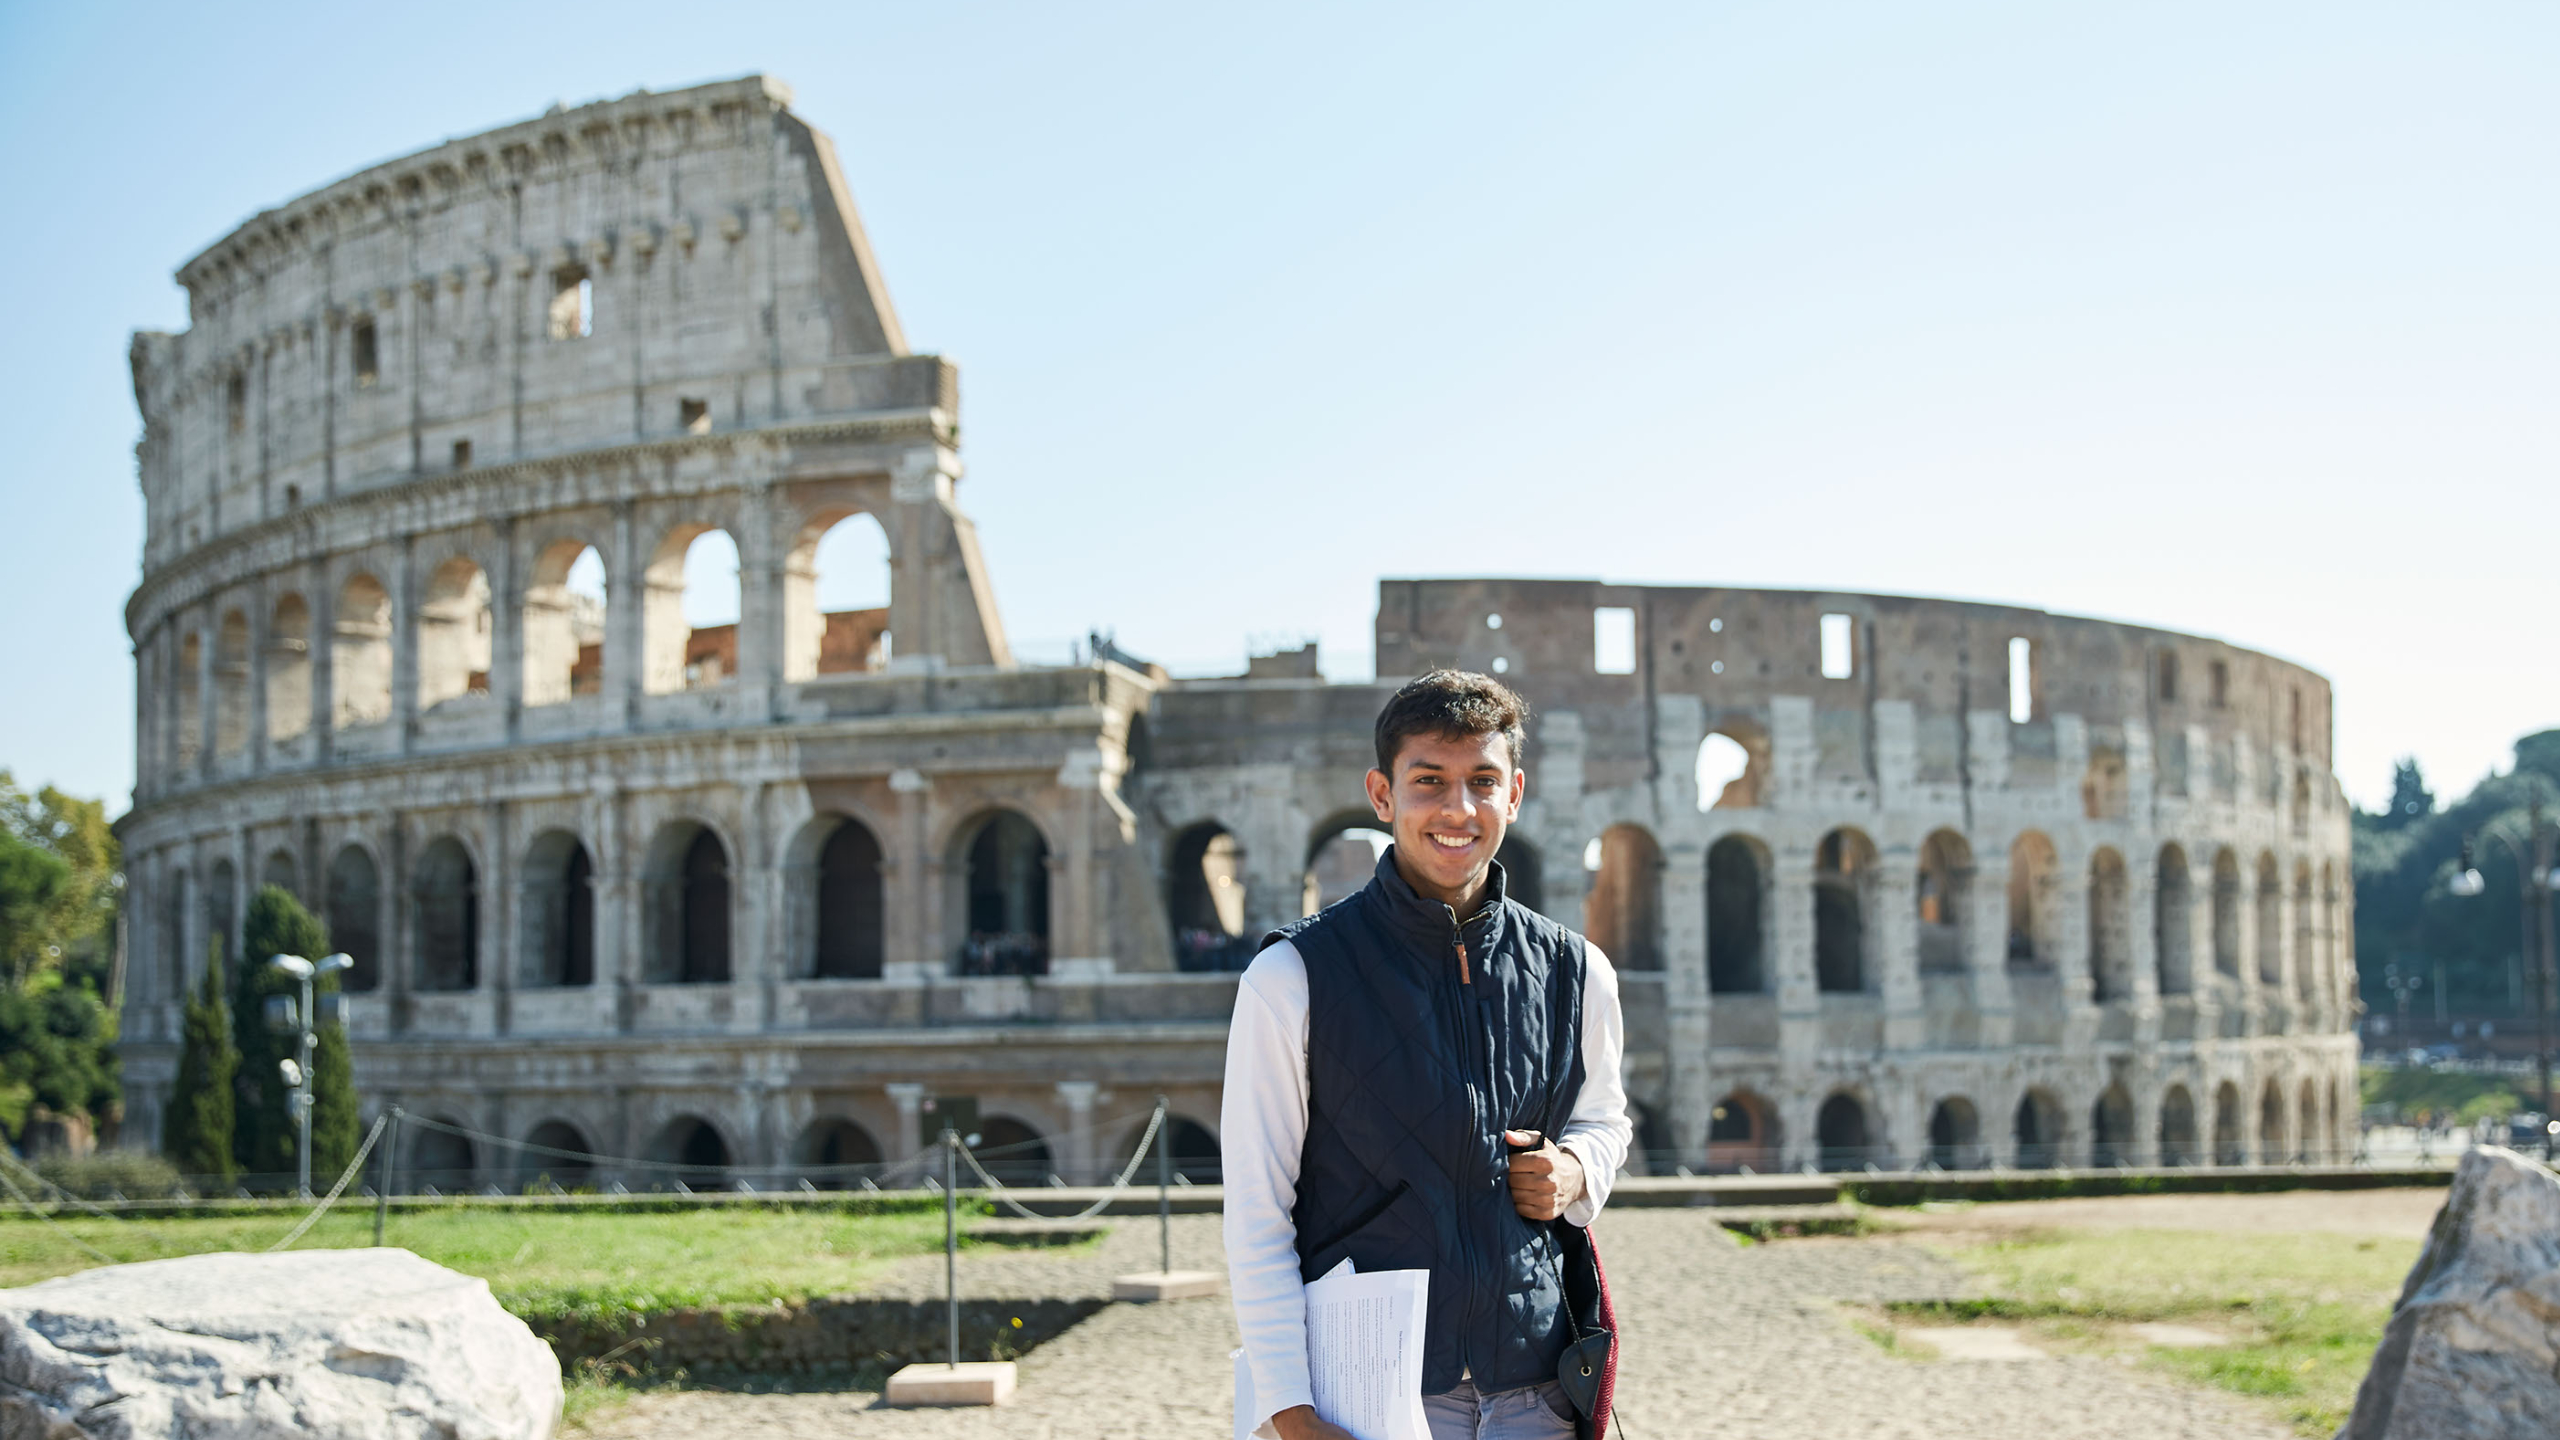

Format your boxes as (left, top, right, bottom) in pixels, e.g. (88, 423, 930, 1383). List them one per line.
(2156, 650, 2178, 703)
(2210, 659, 2230, 708)
(2007, 637, 2034, 724)
(679, 397, 711, 436)
(227, 374, 246, 433)
(451, 439, 472, 470)
(1818, 613, 1854, 679)
(548, 266, 593, 341)
(2289, 686, 2302, 750)
(1593, 607, 1636, 675)
(350, 319, 379, 387)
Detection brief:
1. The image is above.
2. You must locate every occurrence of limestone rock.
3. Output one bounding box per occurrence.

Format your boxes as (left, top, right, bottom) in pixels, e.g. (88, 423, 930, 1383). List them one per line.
(2338, 1146, 2560, 1440)
(0, 1247, 560, 1440)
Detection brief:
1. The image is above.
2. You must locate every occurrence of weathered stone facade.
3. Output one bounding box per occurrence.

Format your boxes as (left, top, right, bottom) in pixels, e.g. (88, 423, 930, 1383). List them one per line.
(120, 77, 2354, 1186)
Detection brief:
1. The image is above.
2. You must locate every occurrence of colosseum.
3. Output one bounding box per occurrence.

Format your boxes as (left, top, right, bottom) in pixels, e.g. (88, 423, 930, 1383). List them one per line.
(117, 75, 2358, 1190)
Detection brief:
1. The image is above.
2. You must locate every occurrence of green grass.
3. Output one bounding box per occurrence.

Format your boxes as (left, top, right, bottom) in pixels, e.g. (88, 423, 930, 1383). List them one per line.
(1905, 1228, 2416, 1436)
(0, 1202, 962, 1318)
(2361, 1063, 2527, 1123)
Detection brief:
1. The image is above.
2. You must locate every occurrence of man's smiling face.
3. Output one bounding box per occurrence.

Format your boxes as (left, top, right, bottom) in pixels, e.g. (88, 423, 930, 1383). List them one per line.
(1363, 728, 1525, 910)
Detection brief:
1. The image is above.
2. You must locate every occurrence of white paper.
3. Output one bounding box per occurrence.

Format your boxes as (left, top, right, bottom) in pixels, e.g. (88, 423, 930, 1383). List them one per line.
(1234, 1258, 1431, 1440)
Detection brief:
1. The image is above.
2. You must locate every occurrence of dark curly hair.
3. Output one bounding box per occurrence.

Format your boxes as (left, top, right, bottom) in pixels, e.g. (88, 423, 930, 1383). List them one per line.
(1372, 669, 1531, 774)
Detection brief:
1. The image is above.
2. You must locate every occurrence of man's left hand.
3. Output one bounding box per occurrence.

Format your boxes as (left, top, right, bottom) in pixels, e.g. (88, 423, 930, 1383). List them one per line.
(1501, 1130, 1584, 1221)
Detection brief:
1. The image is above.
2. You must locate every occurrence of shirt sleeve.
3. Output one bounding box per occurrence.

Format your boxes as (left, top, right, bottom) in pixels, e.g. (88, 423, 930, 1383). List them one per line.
(1221, 941, 1313, 1434)
(1556, 941, 1632, 1227)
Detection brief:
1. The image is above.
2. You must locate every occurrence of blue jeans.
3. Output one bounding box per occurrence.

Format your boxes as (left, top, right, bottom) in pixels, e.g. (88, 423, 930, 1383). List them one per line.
(1422, 1380, 1577, 1440)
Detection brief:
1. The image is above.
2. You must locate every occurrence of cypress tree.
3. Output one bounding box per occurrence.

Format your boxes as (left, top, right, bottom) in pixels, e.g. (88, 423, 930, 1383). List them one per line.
(309, 967, 359, 1182)
(160, 940, 237, 1185)
(232, 886, 339, 1182)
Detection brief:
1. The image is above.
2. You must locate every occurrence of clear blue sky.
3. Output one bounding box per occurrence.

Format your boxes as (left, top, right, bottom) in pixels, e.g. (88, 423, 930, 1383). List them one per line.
(3, 1, 2552, 813)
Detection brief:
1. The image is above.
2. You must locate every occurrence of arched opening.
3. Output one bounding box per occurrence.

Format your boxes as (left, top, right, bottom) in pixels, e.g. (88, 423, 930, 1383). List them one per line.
(1694, 724, 1768, 811)
(1584, 824, 1663, 972)
(2006, 831, 2060, 968)
(173, 630, 202, 769)
(786, 511, 893, 679)
(1916, 829, 1972, 973)
(522, 540, 608, 706)
(1814, 828, 1875, 993)
(2089, 847, 2132, 1002)
(1496, 834, 1544, 914)
(519, 1120, 594, 1186)
(2013, 1087, 2066, 1169)
(266, 594, 311, 743)
(644, 525, 742, 694)
(1153, 1117, 1223, 1184)
(1816, 1093, 1873, 1171)
(326, 845, 381, 992)
(647, 1116, 732, 1190)
(2293, 862, 2316, 1002)
(815, 818, 886, 979)
(1706, 835, 1767, 994)
(412, 837, 478, 992)
(2091, 1084, 2135, 1167)
(2154, 844, 2193, 996)
(1927, 1098, 1982, 1170)
(1706, 1091, 1774, 1172)
(958, 811, 1050, 975)
(2254, 852, 2282, 986)
(1302, 816, 1389, 917)
(2158, 1085, 2198, 1166)
(794, 1118, 885, 1187)
(213, 610, 251, 757)
(2298, 1080, 2321, 1164)
(417, 557, 493, 709)
(1169, 822, 1252, 972)
(2211, 849, 2242, 978)
(259, 848, 299, 901)
(973, 1116, 1053, 1186)
(2259, 1079, 2288, 1164)
(409, 1124, 475, 1192)
(2212, 1082, 2245, 1166)
(520, 831, 594, 988)
(333, 573, 394, 729)
(642, 822, 732, 984)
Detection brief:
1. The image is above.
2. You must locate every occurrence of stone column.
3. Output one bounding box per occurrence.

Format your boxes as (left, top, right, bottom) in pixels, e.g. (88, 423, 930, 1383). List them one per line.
(1055, 752, 1103, 960)
(732, 486, 778, 719)
(887, 1083, 927, 1178)
(487, 799, 512, 1034)
(490, 517, 522, 738)
(247, 587, 270, 773)
(737, 781, 775, 1034)
(1056, 1081, 1099, 1185)
(391, 537, 419, 753)
(890, 769, 932, 968)
(1770, 837, 1819, 1078)
(309, 563, 335, 762)
(606, 502, 643, 726)
(1661, 840, 1712, 1169)
(194, 604, 217, 782)
(2131, 1077, 2162, 1167)
(1874, 848, 1922, 1051)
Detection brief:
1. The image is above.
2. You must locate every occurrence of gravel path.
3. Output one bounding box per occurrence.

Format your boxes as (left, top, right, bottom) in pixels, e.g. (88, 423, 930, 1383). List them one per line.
(576, 1210, 2291, 1439)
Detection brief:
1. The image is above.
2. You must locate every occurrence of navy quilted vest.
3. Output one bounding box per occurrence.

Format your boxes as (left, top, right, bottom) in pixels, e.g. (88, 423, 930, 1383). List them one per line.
(1263, 846, 1589, 1397)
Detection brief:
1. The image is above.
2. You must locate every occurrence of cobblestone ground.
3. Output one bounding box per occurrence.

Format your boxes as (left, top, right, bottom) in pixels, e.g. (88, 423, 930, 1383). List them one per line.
(576, 1210, 2291, 1439)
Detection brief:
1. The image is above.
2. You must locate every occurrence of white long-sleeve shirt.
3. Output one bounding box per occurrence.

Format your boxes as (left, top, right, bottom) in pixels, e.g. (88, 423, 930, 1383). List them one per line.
(1221, 937, 1630, 1433)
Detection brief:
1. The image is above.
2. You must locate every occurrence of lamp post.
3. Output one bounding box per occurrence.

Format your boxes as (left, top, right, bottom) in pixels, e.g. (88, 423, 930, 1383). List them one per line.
(267, 951, 353, 1198)
(2449, 796, 2560, 1161)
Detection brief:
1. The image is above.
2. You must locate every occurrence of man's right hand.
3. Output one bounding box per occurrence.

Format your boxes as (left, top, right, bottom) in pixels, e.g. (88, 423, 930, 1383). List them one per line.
(1271, 1404, 1357, 1440)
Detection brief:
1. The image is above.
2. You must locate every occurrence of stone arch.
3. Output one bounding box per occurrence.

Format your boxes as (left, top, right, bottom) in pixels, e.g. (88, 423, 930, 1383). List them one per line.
(1813, 828, 1877, 993)
(2298, 1079, 2321, 1164)
(266, 593, 311, 743)
(1816, 1091, 1877, 1171)
(643, 521, 743, 694)
(519, 1119, 595, 1184)
(325, 843, 382, 992)
(522, 537, 608, 706)
(2211, 848, 2242, 978)
(417, 555, 493, 710)
(1495, 834, 1544, 914)
(1916, 829, 1973, 974)
(800, 814, 886, 980)
(784, 508, 893, 680)
(973, 1115, 1054, 1185)
(1706, 833, 1768, 994)
(173, 629, 202, 769)
(411, 836, 479, 992)
(259, 847, 299, 901)
(1124, 1115, 1223, 1184)
(2088, 847, 2132, 1002)
(1693, 720, 1769, 811)
(1303, 811, 1390, 916)
(2091, 1083, 2135, 1167)
(645, 1114, 733, 1190)
(520, 829, 594, 988)
(1168, 821, 1252, 972)
(2006, 831, 2061, 968)
(643, 820, 733, 984)
(2293, 860, 2316, 1002)
(332, 572, 393, 729)
(1927, 1097, 1983, 1170)
(1706, 1089, 1777, 1172)
(2259, 1077, 2288, 1163)
(2255, 851, 2282, 985)
(2013, 1086, 2067, 1169)
(2154, 843, 2193, 995)
(213, 609, 252, 757)
(1585, 823, 1663, 972)
(953, 809, 1051, 975)
(408, 1120, 476, 1190)
(2158, 1084, 2199, 1166)
(794, 1117, 885, 1186)
(2213, 1081, 2245, 1166)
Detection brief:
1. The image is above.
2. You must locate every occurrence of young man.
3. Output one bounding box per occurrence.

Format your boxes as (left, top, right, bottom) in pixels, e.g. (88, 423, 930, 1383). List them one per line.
(1224, 670, 1631, 1440)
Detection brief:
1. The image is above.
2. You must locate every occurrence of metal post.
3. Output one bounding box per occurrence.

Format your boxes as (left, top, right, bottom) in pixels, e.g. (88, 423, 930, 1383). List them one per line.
(2534, 804, 2556, 1161)
(374, 1108, 400, 1245)
(944, 1126, 959, 1369)
(296, 970, 316, 1200)
(1155, 1094, 1171, 1277)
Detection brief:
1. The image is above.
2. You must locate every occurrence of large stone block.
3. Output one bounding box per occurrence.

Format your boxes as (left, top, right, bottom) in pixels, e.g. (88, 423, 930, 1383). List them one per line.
(2338, 1145, 2560, 1440)
(0, 1248, 561, 1440)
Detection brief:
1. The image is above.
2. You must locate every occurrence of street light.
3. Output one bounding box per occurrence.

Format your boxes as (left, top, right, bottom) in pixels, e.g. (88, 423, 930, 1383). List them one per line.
(2448, 801, 2560, 1161)
(268, 951, 352, 1199)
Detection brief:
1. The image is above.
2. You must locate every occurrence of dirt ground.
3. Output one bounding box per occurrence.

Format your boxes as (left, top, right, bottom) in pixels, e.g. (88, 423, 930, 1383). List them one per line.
(1879, 1185, 2446, 1243)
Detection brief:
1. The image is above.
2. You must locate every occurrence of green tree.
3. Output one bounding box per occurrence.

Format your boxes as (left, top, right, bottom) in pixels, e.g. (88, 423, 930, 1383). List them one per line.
(160, 942, 238, 1184)
(233, 885, 357, 1182)
(2354, 729, 2560, 1016)
(0, 772, 122, 1149)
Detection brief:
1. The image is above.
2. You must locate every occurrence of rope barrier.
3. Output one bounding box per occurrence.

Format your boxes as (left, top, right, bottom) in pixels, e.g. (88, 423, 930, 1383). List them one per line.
(0, 1149, 186, 1250)
(266, 1114, 391, 1252)
(956, 1101, 1166, 1221)
(0, 1165, 118, 1265)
